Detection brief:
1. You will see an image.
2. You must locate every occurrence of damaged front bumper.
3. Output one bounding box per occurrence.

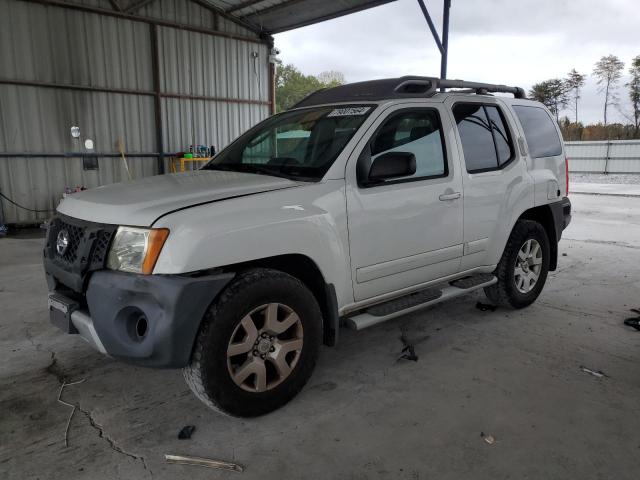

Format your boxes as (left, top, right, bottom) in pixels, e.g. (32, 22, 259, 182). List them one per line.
(47, 270, 234, 368)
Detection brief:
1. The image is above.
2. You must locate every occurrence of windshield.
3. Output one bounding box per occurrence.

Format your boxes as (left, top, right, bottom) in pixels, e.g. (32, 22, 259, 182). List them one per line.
(202, 105, 374, 181)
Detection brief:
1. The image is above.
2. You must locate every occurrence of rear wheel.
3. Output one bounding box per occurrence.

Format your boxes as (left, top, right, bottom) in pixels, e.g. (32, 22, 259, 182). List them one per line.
(183, 269, 322, 417)
(484, 219, 550, 308)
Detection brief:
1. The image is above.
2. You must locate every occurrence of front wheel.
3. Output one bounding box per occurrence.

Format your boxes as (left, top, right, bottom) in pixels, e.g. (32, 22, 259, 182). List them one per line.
(484, 219, 551, 309)
(183, 269, 322, 417)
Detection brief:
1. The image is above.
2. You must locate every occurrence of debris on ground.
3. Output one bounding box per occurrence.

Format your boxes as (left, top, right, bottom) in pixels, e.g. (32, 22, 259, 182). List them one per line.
(397, 332, 423, 362)
(580, 366, 608, 378)
(476, 302, 497, 312)
(178, 425, 196, 440)
(624, 309, 640, 331)
(624, 318, 640, 331)
(399, 344, 419, 362)
(562, 253, 568, 256)
(165, 454, 243, 473)
(57, 378, 86, 447)
(480, 432, 496, 445)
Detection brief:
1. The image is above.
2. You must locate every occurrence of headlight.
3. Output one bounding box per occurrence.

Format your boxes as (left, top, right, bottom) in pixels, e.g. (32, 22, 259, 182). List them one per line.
(107, 227, 169, 274)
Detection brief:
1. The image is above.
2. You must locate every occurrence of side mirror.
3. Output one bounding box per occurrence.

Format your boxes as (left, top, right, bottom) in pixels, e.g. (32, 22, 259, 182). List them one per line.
(368, 152, 416, 183)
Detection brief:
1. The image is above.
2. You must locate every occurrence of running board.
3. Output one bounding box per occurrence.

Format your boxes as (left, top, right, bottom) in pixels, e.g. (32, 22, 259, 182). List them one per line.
(345, 274, 497, 331)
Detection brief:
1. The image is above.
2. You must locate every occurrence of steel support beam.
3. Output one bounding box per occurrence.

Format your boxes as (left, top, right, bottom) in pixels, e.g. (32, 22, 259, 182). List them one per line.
(416, 0, 451, 90)
(0, 152, 160, 157)
(124, 0, 157, 13)
(416, 0, 443, 53)
(0, 78, 155, 96)
(0, 78, 271, 106)
(108, 0, 123, 12)
(189, 0, 263, 34)
(149, 23, 165, 174)
(440, 0, 451, 87)
(225, 0, 266, 14)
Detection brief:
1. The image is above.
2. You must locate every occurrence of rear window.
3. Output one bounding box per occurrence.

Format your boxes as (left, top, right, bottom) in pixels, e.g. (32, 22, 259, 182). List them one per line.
(513, 105, 563, 158)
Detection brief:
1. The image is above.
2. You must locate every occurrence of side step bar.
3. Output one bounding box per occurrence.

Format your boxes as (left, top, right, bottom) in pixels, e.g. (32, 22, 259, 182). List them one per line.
(345, 274, 497, 331)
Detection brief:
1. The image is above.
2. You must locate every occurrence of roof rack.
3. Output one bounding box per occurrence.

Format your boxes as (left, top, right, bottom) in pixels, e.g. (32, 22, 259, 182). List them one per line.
(292, 76, 526, 109)
(436, 79, 526, 98)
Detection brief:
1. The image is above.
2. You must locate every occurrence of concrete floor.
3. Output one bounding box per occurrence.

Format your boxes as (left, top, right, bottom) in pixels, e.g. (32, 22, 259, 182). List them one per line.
(1, 194, 639, 480)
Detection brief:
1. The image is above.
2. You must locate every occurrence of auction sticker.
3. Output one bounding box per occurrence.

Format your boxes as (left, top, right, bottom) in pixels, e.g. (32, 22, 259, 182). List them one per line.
(327, 107, 371, 117)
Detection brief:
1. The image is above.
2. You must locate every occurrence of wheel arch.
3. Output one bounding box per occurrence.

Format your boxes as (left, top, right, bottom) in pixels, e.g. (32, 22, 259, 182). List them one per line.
(517, 205, 558, 271)
(222, 254, 340, 346)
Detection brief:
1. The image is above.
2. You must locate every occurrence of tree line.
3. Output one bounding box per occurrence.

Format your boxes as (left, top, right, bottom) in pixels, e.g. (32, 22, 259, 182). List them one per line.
(530, 54, 640, 140)
(276, 57, 640, 142)
(275, 63, 345, 112)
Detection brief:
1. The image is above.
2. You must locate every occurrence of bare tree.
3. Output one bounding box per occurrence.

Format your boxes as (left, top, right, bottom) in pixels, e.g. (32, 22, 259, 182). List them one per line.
(593, 55, 624, 126)
(565, 69, 586, 123)
(627, 55, 640, 136)
(316, 70, 345, 87)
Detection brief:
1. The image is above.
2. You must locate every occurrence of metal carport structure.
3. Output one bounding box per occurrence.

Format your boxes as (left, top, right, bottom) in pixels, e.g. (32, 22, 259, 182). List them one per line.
(0, 0, 451, 226)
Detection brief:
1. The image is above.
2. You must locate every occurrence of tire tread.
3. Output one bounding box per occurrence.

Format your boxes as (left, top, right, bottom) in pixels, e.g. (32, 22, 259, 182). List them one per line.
(183, 268, 321, 416)
(484, 219, 550, 308)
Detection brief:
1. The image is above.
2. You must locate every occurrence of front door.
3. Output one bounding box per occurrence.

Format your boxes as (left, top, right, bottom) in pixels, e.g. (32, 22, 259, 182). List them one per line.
(346, 105, 464, 301)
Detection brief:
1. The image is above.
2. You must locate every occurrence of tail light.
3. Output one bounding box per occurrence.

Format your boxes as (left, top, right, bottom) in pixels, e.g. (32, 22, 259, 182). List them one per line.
(565, 157, 569, 196)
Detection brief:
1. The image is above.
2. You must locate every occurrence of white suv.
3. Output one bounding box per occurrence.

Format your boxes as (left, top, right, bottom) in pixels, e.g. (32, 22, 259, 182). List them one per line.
(44, 77, 571, 416)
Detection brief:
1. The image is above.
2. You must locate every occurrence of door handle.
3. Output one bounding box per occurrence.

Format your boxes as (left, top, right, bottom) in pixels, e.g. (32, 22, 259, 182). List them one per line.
(439, 192, 461, 201)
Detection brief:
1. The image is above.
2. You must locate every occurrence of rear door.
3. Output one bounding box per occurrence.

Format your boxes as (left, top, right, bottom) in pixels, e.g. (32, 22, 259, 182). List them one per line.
(445, 98, 532, 271)
(345, 103, 464, 301)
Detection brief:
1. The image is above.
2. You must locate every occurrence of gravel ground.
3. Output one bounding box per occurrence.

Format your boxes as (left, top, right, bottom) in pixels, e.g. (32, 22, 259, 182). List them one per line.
(570, 172, 640, 184)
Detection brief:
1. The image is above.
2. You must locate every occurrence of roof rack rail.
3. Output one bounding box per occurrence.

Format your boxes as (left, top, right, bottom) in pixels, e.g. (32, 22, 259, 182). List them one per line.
(434, 79, 526, 99)
(392, 77, 526, 98)
(292, 76, 526, 109)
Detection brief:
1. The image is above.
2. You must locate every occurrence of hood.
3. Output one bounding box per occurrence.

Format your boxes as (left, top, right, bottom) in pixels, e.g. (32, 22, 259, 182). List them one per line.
(57, 170, 301, 226)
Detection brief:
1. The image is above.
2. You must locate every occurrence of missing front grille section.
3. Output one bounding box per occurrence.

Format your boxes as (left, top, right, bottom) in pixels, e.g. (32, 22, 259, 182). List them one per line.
(90, 230, 115, 268)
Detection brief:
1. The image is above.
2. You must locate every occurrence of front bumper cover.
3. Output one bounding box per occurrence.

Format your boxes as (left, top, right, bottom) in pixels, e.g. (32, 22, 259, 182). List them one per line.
(50, 270, 234, 368)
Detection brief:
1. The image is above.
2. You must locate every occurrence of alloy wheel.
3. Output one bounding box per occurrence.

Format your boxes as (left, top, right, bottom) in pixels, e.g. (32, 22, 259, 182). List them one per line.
(514, 239, 543, 293)
(226, 303, 303, 392)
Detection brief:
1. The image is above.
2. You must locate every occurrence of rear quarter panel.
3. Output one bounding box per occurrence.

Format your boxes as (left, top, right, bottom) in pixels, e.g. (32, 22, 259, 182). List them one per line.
(504, 99, 567, 204)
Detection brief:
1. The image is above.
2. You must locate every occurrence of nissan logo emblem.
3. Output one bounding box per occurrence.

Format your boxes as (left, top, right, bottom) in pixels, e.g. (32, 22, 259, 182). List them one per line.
(56, 230, 70, 256)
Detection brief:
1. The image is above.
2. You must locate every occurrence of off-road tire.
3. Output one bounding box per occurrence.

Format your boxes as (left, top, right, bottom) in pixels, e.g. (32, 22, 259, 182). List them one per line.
(484, 219, 550, 309)
(183, 268, 322, 417)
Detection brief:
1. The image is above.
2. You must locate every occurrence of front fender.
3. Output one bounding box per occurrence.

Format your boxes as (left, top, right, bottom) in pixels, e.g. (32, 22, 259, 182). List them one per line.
(152, 180, 353, 307)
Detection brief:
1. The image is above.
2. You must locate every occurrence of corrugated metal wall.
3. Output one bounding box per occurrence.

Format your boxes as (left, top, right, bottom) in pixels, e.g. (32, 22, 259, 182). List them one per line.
(565, 140, 640, 173)
(0, 0, 271, 224)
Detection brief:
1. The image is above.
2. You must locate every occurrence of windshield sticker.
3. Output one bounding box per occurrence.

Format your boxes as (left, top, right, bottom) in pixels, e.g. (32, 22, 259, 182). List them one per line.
(327, 107, 371, 117)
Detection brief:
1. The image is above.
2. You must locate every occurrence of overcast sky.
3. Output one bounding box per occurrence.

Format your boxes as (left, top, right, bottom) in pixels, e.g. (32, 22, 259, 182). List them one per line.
(274, 0, 639, 124)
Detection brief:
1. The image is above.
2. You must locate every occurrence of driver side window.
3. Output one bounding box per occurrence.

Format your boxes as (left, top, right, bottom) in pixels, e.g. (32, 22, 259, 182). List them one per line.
(364, 109, 447, 184)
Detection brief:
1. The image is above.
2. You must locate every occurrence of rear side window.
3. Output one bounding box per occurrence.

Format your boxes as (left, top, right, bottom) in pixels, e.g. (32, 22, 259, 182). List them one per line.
(513, 105, 563, 158)
(453, 103, 514, 172)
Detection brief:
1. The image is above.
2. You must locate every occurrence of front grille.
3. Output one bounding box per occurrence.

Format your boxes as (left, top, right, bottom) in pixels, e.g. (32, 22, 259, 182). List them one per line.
(44, 215, 118, 292)
(59, 222, 84, 264)
(90, 230, 115, 269)
(46, 217, 87, 268)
